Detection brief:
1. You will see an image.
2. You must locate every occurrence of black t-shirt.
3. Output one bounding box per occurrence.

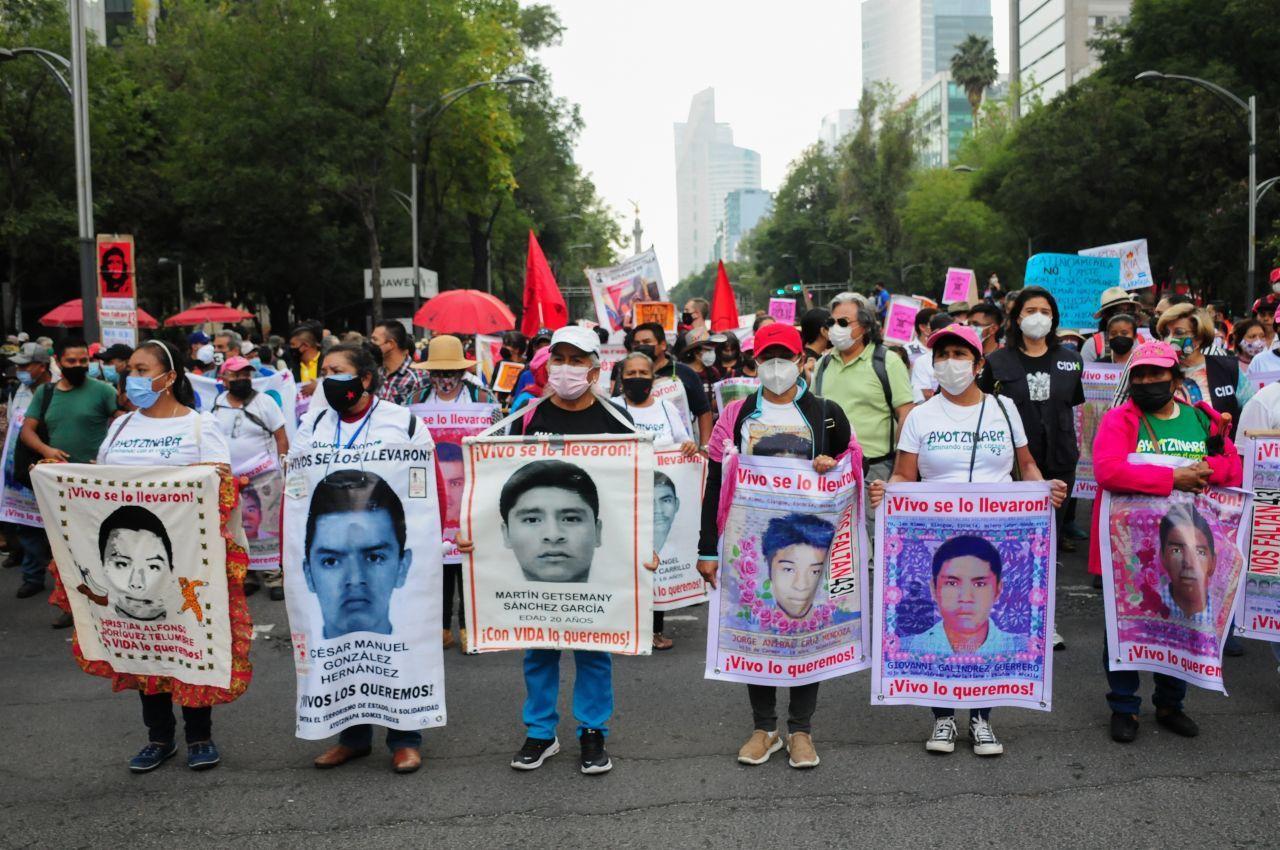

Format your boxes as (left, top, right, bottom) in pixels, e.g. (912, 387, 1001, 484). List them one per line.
(510, 396, 635, 437)
(978, 345, 1085, 472)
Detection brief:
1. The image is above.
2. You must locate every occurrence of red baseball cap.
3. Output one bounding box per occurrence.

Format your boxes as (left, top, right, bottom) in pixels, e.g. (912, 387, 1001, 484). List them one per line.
(752, 323, 802, 357)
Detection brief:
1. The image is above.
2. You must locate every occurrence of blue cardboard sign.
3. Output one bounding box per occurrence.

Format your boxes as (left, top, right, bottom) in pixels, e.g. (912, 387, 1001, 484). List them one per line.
(1023, 253, 1121, 330)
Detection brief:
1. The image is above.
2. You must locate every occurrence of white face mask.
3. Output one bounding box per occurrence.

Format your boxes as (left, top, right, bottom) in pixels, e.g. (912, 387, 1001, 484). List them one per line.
(758, 358, 800, 395)
(827, 323, 859, 352)
(933, 358, 977, 396)
(546, 364, 593, 400)
(1242, 338, 1269, 356)
(1272, 282, 1280, 295)
(700, 349, 717, 367)
(1019, 313, 1053, 340)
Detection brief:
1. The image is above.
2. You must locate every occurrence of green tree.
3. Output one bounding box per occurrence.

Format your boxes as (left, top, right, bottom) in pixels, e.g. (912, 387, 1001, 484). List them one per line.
(949, 34, 998, 126)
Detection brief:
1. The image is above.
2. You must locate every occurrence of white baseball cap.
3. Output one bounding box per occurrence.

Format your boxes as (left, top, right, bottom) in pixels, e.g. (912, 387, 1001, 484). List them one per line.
(549, 325, 600, 356)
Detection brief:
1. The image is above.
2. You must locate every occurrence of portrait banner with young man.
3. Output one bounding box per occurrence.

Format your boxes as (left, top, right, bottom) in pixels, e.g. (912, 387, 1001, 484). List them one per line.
(461, 434, 655, 655)
(871, 482, 1057, 711)
(1100, 487, 1250, 693)
(652, 448, 707, 611)
(30, 464, 240, 690)
(282, 441, 445, 739)
(1240, 437, 1280, 641)
(704, 453, 869, 686)
(1072, 364, 1123, 499)
(0, 401, 42, 527)
(411, 402, 499, 563)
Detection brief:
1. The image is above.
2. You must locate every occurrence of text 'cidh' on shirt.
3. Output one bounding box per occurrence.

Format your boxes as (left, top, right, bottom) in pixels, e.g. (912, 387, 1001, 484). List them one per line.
(99, 410, 231, 466)
(1135, 403, 1208, 461)
(896, 394, 1028, 483)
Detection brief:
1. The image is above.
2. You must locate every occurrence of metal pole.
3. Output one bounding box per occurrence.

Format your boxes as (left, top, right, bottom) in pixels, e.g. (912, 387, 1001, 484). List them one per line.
(410, 106, 421, 334)
(69, 0, 97, 342)
(1247, 94, 1257, 309)
(485, 235, 493, 295)
(846, 248, 853, 285)
(177, 263, 185, 312)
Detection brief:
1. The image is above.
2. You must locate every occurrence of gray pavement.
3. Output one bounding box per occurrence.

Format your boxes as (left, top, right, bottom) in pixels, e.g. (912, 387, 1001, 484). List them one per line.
(4, 547, 1280, 849)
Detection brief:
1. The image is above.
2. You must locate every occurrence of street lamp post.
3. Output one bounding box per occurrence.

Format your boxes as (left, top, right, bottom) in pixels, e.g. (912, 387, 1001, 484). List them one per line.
(1136, 70, 1258, 308)
(158, 257, 184, 311)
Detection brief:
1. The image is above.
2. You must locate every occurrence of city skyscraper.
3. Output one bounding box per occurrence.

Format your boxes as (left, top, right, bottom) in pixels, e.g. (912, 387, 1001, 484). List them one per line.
(861, 0, 994, 100)
(717, 189, 774, 263)
(1010, 0, 1132, 115)
(674, 88, 761, 279)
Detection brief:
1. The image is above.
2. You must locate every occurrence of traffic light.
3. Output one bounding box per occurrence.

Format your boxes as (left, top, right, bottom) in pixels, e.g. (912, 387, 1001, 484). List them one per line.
(789, 284, 802, 293)
(775, 288, 785, 295)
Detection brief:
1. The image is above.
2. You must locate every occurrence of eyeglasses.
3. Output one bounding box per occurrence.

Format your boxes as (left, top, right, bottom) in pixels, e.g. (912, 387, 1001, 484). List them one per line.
(825, 317, 856, 329)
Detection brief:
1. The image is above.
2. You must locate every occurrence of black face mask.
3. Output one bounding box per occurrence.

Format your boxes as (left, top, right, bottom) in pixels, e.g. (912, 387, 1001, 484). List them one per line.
(500, 348, 513, 361)
(322, 376, 365, 413)
(228, 379, 254, 400)
(1108, 336, 1135, 356)
(1130, 380, 1173, 413)
(62, 366, 88, 387)
(621, 377, 653, 403)
(633, 344, 657, 360)
(681, 311, 694, 326)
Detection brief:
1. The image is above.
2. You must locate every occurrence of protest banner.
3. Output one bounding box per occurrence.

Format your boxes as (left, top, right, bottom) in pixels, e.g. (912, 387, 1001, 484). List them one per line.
(1100, 486, 1249, 692)
(712, 377, 760, 411)
(871, 482, 1057, 710)
(883, 295, 922, 346)
(767, 298, 796, 324)
(492, 361, 525, 395)
(652, 448, 707, 611)
(411, 401, 498, 563)
(462, 434, 654, 654)
(943, 268, 974, 304)
(236, 453, 283, 570)
(634, 301, 678, 336)
(31, 463, 236, 688)
(1079, 238, 1153, 291)
(1238, 437, 1280, 642)
(1024, 253, 1122, 330)
(0, 397, 41, 527)
(704, 454, 868, 686)
(190, 370, 299, 440)
(1073, 364, 1123, 499)
(585, 249, 666, 335)
(651, 376, 693, 426)
(283, 440, 444, 739)
(593, 343, 628, 395)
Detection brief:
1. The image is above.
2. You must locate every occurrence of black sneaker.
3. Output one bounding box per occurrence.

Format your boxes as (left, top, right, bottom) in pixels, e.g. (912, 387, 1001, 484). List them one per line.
(1155, 709, 1199, 738)
(15, 581, 44, 599)
(510, 736, 559, 770)
(579, 728, 612, 774)
(1110, 712, 1139, 743)
(269, 587, 285, 601)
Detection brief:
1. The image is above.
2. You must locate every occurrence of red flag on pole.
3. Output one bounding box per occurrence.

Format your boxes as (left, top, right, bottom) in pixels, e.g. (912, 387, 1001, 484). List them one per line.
(522, 229, 568, 336)
(710, 260, 739, 332)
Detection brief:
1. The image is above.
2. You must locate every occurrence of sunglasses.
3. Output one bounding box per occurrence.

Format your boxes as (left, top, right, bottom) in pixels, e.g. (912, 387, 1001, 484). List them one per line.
(824, 317, 856, 328)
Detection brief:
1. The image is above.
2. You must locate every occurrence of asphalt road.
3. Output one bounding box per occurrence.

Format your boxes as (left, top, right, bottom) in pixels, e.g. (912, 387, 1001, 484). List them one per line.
(5, 546, 1280, 849)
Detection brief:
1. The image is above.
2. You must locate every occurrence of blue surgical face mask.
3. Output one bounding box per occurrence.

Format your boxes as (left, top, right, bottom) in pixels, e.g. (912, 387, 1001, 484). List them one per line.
(125, 374, 163, 409)
(90, 363, 118, 383)
(15, 371, 33, 386)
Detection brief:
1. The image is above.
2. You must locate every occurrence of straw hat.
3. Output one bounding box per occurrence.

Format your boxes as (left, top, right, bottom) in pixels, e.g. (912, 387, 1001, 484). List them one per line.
(412, 335, 475, 371)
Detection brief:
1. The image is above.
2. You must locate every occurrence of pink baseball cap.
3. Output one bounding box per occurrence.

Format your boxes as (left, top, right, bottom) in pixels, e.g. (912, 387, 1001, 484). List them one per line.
(926, 323, 983, 355)
(1127, 340, 1179, 370)
(219, 355, 253, 375)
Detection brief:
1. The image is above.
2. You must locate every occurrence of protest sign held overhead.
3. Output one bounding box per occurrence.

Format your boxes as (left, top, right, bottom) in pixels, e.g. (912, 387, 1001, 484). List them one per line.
(1079, 238, 1153, 291)
(767, 298, 796, 324)
(634, 301, 678, 336)
(1238, 437, 1280, 642)
(943, 268, 974, 305)
(652, 448, 707, 611)
(462, 434, 655, 655)
(1024, 253, 1122, 330)
(882, 295, 922, 346)
(705, 454, 869, 686)
(872, 482, 1057, 711)
(283, 441, 445, 739)
(585, 249, 667, 336)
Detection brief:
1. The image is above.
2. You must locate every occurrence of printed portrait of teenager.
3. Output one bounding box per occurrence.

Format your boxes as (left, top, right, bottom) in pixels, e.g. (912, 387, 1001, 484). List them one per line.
(900, 535, 1027, 657)
(303, 469, 412, 639)
(437, 442, 465, 529)
(653, 471, 679, 554)
(96, 505, 175, 621)
(499, 459, 601, 583)
(763, 513, 835, 620)
(1155, 504, 1217, 623)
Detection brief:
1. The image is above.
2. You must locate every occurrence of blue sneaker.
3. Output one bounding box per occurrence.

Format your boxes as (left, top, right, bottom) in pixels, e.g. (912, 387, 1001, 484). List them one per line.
(129, 741, 178, 773)
(187, 740, 221, 771)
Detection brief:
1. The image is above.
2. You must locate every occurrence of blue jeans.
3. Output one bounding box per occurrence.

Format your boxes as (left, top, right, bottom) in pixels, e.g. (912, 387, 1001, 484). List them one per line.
(1102, 645, 1187, 714)
(338, 724, 422, 751)
(933, 707, 991, 721)
(15, 524, 49, 586)
(522, 649, 613, 740)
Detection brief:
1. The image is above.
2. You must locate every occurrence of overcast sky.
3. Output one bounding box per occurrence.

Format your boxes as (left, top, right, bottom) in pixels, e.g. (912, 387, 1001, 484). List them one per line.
(538, 0, 1010, 283)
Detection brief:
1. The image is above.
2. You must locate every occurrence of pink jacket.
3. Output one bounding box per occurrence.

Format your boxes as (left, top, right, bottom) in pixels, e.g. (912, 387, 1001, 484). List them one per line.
(1087, 400, 1242, 574)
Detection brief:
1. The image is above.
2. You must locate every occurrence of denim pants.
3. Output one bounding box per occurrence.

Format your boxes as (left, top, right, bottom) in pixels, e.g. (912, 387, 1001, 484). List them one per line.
(338, 724, 423, 751)
(522, 649, 613, 740)
(15, 524, 49, 586)
(1102, 645, 1187, 714)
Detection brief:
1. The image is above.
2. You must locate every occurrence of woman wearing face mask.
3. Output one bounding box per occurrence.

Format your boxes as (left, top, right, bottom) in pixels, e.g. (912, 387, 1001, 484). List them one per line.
(1088, 340, 1241, 744)
(718, 334, 747, 378)
(300, 341, 438, 775)
(413, 335, 480, 405)
(210, 356, 289, 600)
(978, 287, 1084, 553)
(677, 330, 724, 407)
(1097, 315, 1139, 368)
(870, 325, 1067, 757)
(86, 340, 243, 774)
(1232, 320, 1268, 371)
(695, 323, 859, 770)
(1157, 304, 1251, 433)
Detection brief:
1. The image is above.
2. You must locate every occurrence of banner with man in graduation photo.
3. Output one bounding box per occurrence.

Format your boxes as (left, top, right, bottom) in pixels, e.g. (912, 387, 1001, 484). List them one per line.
(652, 448, 707, 611)
(704, 454, 868, 686)
(462, 434, 654, 655)
(411, 401, 499, 562)
(1073, 363, 1122, 499)
(1240, 436, 1280, 641)
(1100, 487, 1249, 692)
(283, 441, 445, 739)
(871, 482, 1057, 711)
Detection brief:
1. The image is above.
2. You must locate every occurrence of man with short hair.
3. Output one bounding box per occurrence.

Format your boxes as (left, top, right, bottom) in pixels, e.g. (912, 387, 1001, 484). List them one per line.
(967, 303, 1004, 357)
(500, 459, 601, 583)
(683, 298, 710, 333)
(799, 308, 831, 369)
(289, 327, 323, 397)
(629, 322, 713, 445)
(872, 282, 890, 322)
(212, 330, 243, 362)
(371, 321, 426, 405)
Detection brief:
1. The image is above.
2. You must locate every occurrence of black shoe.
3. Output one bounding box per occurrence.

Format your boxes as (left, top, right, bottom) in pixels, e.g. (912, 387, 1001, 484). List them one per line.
(1092, 574, 1103, 590)
(1110, 712, 1138, 743)
(579, 728, 612, 774)
(51, 611, 73, 629)
(269, 586, 285, 601)
(1155, 709, 1199, 738)
(1224, 634, 1245, 657)
(510, 736, 559, 770)
(15, 581, 44, 599)
(243, 582, 260, 597)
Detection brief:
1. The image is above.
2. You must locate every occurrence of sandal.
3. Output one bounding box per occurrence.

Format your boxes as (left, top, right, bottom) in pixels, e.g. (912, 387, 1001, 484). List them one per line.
(652, 633, 674, 651)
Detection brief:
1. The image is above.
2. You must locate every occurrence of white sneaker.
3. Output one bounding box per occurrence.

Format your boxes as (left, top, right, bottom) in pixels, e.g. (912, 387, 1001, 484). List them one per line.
(1053, 629, 1066, 651)
(970, 717, 1004, 756)
(925, 717, 957, 753)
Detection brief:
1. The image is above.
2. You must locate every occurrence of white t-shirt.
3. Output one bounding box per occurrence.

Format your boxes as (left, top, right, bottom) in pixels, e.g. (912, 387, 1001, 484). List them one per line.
(1236, 380, 1280, 459)
(611, 397, 690, 446)
(896, 393, 1028, 483)
(99, 410, 231, 466)
(211, 391, 286, 468)
(1247, 348, 1280, 380)
(297, 397, 434, 452)
(910, 351, 938, 403)
(741, 398, 812, 457)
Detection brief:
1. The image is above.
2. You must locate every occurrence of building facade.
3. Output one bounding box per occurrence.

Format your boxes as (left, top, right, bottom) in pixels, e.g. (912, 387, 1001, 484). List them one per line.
(914, 71, 1008, 166)
(861, 0, 994, 100)
(1011, 0, 1132, 114)
(819, 109, 858, 149)
(716, 189, 774, 263)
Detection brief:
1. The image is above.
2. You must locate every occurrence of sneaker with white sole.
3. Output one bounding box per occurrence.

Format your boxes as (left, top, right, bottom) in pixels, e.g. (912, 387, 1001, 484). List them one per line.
(926, 717, 957, 753)
(510, 736, 559, 770)
(970, 717, 1004, 756)
(737, 729, 783, 765)
(785, 732, 820, 768)
(578, 729, 612, 774)
(1053, 629, 1066, 651)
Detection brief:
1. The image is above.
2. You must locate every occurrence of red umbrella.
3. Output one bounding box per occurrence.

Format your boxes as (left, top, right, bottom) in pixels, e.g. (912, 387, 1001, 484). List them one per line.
(164, 301, 254, 326)
(39, 298, 159, 329)
(412, 290, 516, 334)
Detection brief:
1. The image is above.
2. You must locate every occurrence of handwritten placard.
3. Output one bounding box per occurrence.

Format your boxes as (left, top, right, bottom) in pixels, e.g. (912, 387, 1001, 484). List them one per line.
(1024, 253, 1121, 330)
(768, 298, 796, 324)
(1079, 239, 1153, 291)
(943, 268, 973, 304)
